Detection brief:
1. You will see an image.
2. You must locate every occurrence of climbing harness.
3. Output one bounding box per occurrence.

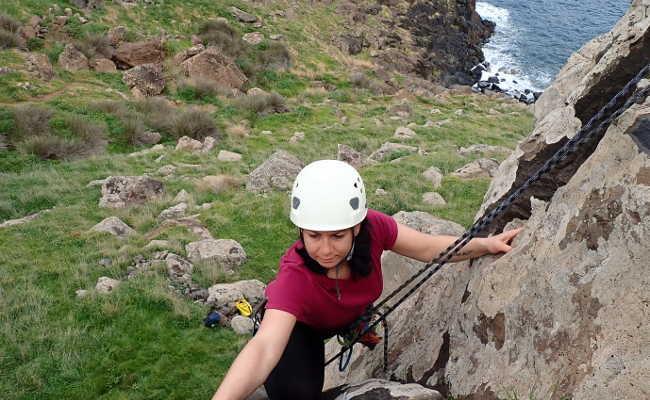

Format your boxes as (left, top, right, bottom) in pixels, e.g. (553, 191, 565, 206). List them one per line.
(325, 62, 650, 371)
(235, 298, 253, 317)
(336, 305, 389, 372)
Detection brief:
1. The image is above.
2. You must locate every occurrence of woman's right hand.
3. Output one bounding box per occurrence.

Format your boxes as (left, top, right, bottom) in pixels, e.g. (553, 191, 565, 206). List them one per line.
(211, 309, 296, 400)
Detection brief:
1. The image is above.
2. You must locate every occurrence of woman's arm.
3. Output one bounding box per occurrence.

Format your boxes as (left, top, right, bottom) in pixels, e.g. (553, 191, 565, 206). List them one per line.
(391, 223, 522, 263)
(211, 309, 296, 400)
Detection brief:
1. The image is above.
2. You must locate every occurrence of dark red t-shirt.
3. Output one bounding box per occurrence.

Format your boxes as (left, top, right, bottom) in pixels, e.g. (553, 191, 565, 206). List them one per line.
(265, 209, 398, 332)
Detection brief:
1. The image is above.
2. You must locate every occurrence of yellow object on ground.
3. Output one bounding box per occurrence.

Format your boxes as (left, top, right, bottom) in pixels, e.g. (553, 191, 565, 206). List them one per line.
(235, 298, 252, 317)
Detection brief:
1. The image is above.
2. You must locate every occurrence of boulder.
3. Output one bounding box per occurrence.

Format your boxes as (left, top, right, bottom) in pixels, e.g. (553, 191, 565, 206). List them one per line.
(368, 142, 417, 162)
(172, 44, 206, 64)
(58, 44, 89, 72)
(157, 203, 188, 221)
(173, 190, 191, 203)
(25, 53, 54, 80)
(122, 63, 165, 97)
(89, 216, 136, 237)
(229, 7, 257, 23)
(289, 131, 305, 143)
(181, 47, 247, 90)
(128, 143, 165, 157)
(157, 164, 177, 175)
(231, 316, 254, 335)
(175, 136, 203, 152)
(186, 239, 247, 273)
(107, 26, 127, 46)
(207, 279, 266, 308)
(242, 32, 264, 45)
(422, 167, 443, 189)
(165, 253, 193, 283)
(202, 136, 217, 153)
(96, 277, 120, 293)
(136, 130, 161, 145)
(90, 57, 117, 72)
(337, 144, 367, 169)
(217, 150, 242, 162)
(246, 150, 304, 192)
(458, 144, 511, 157)
(323, 379, 443, 400)
(422, 192, 446, 206)
(393, 126, 416, 139)
(145, 214, 213, 240)
(99, 176, 164, 208)
(145, 240, 171, 249)
(114, 40, 164, 69)
(450, 158, 499, 179)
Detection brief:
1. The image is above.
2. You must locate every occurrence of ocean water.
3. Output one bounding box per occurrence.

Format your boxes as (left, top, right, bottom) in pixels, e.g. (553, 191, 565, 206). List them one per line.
(476, 0, 630, 91)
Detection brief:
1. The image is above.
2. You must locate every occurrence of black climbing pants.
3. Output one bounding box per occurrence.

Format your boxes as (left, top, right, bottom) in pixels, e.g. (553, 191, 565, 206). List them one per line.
(264, 322, 327, 400)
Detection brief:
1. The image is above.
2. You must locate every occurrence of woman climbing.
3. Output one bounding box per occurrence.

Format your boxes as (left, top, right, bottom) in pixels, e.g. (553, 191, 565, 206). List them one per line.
(212, 160, 522, 400)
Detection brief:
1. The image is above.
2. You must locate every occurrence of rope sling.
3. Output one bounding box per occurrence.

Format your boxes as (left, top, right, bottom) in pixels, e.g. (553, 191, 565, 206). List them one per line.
(325, 62, 650, 372)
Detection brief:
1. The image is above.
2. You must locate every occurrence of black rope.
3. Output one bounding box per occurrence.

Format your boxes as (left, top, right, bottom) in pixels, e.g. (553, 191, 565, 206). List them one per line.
(325, 63, 650, 369)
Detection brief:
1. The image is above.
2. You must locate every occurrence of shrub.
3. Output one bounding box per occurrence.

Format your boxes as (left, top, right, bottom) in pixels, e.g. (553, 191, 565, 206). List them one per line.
(75, 33, 113, 59)
(64, 114, 106, 144)
(225, 123, 250, 138)
(171, 108, 219, 140)
(13, 104, 53, 139)
(134, 97, 177, 133)
(0, 15, 20, 34)
(176, 78, 225, 102)
(120, 114, 146, 145)
(197, 20, 244, 58)
(232, 92, 287, 115)
(26, 37, 44, 51)
(45, 42, 65, 64)
(256, 42, 291, 71)
(0, 29, 20, 50)
(91, 100, 130, 116)
(16, 134, 85, 160)
(350, 72, 371, 89)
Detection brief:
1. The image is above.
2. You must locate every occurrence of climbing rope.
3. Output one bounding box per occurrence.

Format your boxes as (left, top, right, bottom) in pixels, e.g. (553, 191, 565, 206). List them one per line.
(325, 62, 650, 370)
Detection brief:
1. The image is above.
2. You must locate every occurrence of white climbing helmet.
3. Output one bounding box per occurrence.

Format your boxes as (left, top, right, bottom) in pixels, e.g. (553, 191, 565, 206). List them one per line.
(290, 160, 368, 231)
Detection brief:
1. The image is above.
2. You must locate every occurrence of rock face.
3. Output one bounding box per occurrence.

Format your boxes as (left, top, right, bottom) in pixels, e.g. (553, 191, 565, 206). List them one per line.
(325, 3, 650, 399)
(58, 44, 89, 72)
(114, 40, 164, 69)
(181, 47, 247, 90)
(246, 150, 304, 192)
(26, 53, 54, 80)
(323, 379, 443, 400)
(99, 176, 164, 208)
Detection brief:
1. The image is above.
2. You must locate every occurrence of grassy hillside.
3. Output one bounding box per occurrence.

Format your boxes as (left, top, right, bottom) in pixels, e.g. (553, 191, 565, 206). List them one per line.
(1, 0, 534, 399)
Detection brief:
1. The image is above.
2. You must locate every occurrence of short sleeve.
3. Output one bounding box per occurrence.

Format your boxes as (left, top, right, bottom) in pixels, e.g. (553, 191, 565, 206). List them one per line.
(367, 209, 398, 250)
(264, 261, 307, 320)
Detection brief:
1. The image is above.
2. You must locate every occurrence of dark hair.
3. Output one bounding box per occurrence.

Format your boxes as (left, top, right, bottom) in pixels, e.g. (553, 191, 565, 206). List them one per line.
(296, 218, 373, 278)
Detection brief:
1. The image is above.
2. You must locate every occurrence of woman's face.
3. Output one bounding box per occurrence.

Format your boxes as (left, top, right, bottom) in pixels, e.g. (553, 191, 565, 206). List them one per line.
(302, 225, 359, 268)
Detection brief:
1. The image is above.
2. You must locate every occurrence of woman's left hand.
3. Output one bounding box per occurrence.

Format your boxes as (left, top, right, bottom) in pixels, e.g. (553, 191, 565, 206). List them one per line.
(483, 228, 523, 255)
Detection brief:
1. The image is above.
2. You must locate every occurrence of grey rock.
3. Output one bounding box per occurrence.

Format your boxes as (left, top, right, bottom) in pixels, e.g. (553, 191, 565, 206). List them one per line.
(157, 203, 187, 221)
(165, 253, 193, 283)
(58, 44, 89, 72)
(422, 167, 443, 189)
(207, 279, 266, 308)
(368, 142, 417, 162)
(450, 158, 499, 179)
(99, 257, 113, 266)
(458, 144, 511, 157)
(186, 239, 247, 273)
(231, 315, 254, 335)
(242, 32, 264, 45)
(26, 53, 54, 80)
(337, 144, 367, 169)
(175, 136, 202, 152)
(122, 63, 165, 97)
(99, 176, 164, 208)
(96, 277, 120, 293)
(246, 150, 304, 192)
(157, 165, 176, 175)
(324, 379, 443, 400)
(75, 289, 90, 298)
(229, 7, 257, 23)
(393, 126, 416, 139)
(107, 26, 127, 46)
(128, 144, 165, 157)
(422, 192, 446, 206)
(289, 131, 304, 143)
(217, 150, 242, 162)
(173, 190, 191, 203)
(89, 216, 136, 237)
(136, 130, 161, 145)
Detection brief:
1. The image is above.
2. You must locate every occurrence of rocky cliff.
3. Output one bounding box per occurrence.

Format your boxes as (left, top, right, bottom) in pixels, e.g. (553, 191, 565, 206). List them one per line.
(325, 1, 650, 398)
(335, 0, 494, 85)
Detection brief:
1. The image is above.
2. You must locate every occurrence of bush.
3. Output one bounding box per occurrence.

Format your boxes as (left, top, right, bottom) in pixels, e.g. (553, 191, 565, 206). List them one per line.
(134, 97, 177, 133)
(256, 42, 291, 71)
(26, 37, 44, 51)
(176, 78, 225, 102)
(64, 114, 106, 145)
(197, 20, 244, 58)
(75, 33, 113, 59)
(13, 104, 53, 139)
(0, 15, 20, 34)
(16, 134, 85, 160)
(120, 114, 146, 145)
(171, 108, 219, 140)
(91, 100, 130, 116)
(232, 92, 287, 115)
(0, 29, 20, 50)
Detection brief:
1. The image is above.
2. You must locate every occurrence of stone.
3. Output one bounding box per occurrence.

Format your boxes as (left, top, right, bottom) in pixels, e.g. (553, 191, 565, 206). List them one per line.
(207, 279, 266, 307)
(260, 130, 272, 135)
(165, 253, 193, 283)
(90, 58, 117, 72)
(231, 316, 254, 335)
(393, 126, 416, 139)
(145, 214, 213, 240)
(458, 144, 511, 157)
(25, 53, 54, 80)
(157, 203, 188, 221)
(422, 167, 443, 189)
(368, 142, 418, 162)
(242, 32, 264, 45)
(181, 47, 247, 90)
(99, 176, 164, 208)
(247, 87, 267, 96)
(157, 165, 176, 175)
(175, 136, 203, 152)
(202, 136, 217, 153)
(229, 7, 257, 23)
(197, 175, 239, 193)
(122, 63, 165, 97)
(186, 239, 247, 273)
(454, 109, 465, 116)
(0, 211, 48, 228)
(128, 144, 165, 157)
(324, 379, 443, 400)
(137, 130, 161, 145)
(145, 240, 170, 249)
(96, 277, 120, 293)
(75, 289, 90, 298)
(99, 257, 113, 266)
(172, 44, 205, 64)
(198, 202, 214, 210)
(270, 34, 283, 40)
(289, 131, 305, 143)
(173, 190, 191, 203)
(246, 150, 304, 192)
(87, 179, 107, 187)
(422, 192, 446, 206)
(54, 16, 69, 25)
(375, 188, 387, 196)
(337, 144, 367, 169)
(450, 158, 499, 179)
(430, 108, 441, 114)
(114, 40, 164, 69)
(217, 150, 242, 162)
(58, 44, 89, 72)
(89, 216, 136, 237)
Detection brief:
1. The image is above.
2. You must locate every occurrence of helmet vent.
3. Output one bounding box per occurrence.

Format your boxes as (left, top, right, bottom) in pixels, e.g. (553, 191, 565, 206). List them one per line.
(349, 197, 359, 210)
(354, 182, 358, 188)
(292, 196, 301, 209)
